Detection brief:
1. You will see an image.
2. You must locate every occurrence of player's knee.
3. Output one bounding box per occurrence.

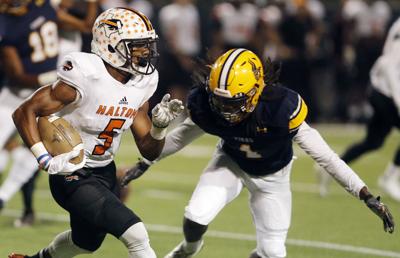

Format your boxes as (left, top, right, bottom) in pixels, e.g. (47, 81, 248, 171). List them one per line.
(258, 240, 286, 258)
(73, 239, 102, 252)
(71, 231, 105, 252)
(119, 222, 154, 256)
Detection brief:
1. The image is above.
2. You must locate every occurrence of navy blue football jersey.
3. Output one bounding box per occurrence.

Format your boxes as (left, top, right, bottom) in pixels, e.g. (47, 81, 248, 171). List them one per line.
(187, 85, 308, 176)
(0, 0, 58, 75)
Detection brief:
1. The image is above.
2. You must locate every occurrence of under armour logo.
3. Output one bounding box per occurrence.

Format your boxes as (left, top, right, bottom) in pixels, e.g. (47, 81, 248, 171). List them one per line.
(119, 96, 128, 105)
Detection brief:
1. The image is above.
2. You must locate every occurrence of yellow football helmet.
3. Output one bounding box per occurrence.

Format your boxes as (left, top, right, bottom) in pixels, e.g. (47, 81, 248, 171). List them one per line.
(208, 48, 265, 124)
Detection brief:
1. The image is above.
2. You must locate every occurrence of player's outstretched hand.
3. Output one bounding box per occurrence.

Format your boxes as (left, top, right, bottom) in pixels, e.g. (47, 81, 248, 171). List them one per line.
(120, 159, 152, 187)
(151, 93, 184, 128)
(365, 195, 395, 233)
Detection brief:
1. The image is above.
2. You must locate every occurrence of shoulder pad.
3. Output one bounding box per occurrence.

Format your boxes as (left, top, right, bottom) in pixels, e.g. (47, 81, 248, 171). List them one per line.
(57, 52, 101, 100)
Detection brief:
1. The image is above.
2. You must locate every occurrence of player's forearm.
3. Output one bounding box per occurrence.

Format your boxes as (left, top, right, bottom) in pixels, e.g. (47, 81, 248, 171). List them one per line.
(293, 122, 366, 198)
(135, 134, 165, 161)
(12, 102, 42, 148)
(157, 117, 204, 161)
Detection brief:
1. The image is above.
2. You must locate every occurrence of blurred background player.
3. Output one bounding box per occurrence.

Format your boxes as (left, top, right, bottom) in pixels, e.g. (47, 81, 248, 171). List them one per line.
(122, 49, 394, 258)
(209, 0, 258, 59)
(156, 0, 201, 120)
(0, 0, 59, 226)
(55, 0, 99, 64)
(317, 16, 400, 201)
(101, 0, 154, 21)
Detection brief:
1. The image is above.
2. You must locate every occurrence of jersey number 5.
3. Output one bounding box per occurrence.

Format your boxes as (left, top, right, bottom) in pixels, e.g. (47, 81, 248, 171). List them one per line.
(92, 119, 126, 155)
(29, 21, 58, 63)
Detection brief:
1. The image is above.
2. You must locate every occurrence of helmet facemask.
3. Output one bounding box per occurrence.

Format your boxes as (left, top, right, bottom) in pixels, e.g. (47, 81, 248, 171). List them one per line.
(115, 38, 159, 75)
(209, 86, 258, 125)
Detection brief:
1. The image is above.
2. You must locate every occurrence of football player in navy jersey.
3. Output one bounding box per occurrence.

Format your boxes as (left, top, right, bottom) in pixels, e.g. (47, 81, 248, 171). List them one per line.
(122, 49, 395, 258)
(0, 0, 59, 226)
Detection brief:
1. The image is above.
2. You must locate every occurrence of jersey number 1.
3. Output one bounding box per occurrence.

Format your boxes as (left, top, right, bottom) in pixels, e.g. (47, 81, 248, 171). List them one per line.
(92, 119, 126, 155)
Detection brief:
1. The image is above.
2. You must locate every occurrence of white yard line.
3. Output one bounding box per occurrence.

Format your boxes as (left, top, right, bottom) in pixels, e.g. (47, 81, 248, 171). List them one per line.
(1, 209, 399, 257)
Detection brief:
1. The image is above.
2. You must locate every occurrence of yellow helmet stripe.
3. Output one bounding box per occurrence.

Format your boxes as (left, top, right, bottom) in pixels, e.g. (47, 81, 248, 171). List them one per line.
(218, 48, 247, 90)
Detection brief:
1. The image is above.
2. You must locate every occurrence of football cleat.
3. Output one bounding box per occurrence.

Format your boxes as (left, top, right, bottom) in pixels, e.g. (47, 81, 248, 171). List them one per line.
(14, 211, 35, 228)
(8, 253, 27, 258)
(0, 198, 4, 211)
(164, 240, 204, 258)
(378, 176, 400, 202)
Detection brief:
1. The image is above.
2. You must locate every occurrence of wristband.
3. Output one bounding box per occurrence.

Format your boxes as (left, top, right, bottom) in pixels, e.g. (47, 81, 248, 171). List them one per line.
(141, 157, 154, 166)
(38, 70, 57, 86)
(150, 125, 167, 140)
(30, 142, 52, 169)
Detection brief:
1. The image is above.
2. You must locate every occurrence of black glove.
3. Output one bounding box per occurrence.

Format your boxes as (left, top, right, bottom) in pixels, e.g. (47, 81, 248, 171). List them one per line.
(120, 159, 151, 187)
(365, 195, 395, 233)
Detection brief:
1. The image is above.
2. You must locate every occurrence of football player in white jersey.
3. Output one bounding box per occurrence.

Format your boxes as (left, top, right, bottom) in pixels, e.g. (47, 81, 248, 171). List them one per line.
(10, 7, 183, 258)
(318, 17, 400, 201)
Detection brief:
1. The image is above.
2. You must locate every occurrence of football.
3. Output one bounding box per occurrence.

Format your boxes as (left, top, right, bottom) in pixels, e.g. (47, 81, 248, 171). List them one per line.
(37, 115, 84, 164)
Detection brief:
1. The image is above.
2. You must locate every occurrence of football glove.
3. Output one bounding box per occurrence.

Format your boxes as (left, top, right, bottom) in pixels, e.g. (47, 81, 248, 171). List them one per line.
(151, 93, 184, 128)
(365, 195, 395, 233)
(120, 158, 152, 187)
(40, 144, 86, 176)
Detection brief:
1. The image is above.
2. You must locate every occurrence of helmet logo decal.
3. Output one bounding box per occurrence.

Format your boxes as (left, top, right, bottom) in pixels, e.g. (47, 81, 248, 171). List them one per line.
(99, 15, 123, 38)
(248, 59, 261, 81)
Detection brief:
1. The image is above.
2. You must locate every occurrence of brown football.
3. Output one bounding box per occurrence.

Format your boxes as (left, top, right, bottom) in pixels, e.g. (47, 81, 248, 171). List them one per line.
(38, 116, 84, 164)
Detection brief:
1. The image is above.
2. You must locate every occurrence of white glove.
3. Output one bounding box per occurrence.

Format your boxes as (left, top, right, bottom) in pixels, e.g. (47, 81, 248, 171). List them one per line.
(151, 94, 184, 128)
(42, 144, 86, 176)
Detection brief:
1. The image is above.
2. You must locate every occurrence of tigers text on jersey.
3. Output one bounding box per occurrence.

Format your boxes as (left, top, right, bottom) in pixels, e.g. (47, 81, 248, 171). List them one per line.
(57, 52, 158, 168)
(0, 0, 58, 75)
(187, 85, 307, 176)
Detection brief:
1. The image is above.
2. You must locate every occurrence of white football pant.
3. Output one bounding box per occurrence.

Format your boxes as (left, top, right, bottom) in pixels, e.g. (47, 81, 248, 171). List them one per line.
(184, 147, 292, 258)
(0, 87, 38, 202)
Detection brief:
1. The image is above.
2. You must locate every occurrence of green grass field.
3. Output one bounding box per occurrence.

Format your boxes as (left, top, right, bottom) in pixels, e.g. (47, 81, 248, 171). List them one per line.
(1, 124, 399, 258)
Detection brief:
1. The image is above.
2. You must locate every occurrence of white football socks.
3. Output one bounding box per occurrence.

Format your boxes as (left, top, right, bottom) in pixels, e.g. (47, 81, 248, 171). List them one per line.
(47, 230, 91, 258)
(119, 222, 156, 258)
(382, 162, 400, 181)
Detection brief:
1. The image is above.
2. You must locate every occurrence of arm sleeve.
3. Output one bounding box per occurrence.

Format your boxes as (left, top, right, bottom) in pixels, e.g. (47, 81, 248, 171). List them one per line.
(156, 117, 205, 161)
(293, 122, 366, 198)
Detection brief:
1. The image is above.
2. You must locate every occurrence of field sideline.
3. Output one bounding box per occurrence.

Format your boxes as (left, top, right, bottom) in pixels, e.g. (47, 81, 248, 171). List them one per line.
(1, 124, 399, 258)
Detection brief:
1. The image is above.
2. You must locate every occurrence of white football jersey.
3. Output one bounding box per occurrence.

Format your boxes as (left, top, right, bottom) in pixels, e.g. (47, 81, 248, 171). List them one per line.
(57, 52, 158, 168)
